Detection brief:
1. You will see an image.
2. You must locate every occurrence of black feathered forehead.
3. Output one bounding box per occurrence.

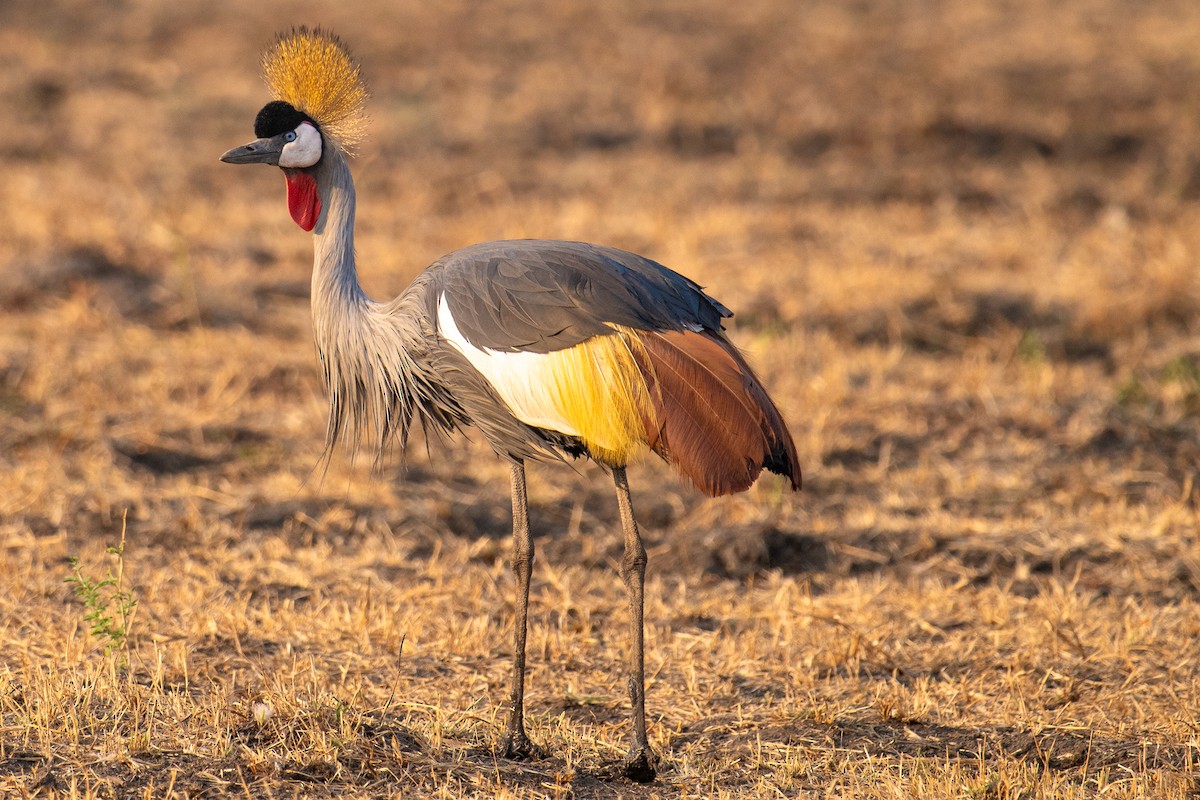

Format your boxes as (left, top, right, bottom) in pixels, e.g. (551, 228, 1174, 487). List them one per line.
(254, 100, 318, 138)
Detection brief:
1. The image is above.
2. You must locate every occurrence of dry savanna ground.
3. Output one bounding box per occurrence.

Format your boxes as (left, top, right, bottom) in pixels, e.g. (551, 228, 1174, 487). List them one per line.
(4, 0, 1200, 797)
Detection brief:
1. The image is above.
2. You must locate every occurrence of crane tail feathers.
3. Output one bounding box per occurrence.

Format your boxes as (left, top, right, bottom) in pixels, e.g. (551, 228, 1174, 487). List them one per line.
(636, 330, 801, 497)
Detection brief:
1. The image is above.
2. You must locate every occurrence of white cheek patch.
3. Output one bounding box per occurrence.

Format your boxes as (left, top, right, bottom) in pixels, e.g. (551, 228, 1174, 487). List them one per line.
(278, 122, 322, 168)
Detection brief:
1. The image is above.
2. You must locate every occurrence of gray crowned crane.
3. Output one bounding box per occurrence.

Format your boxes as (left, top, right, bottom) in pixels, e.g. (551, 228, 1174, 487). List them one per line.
(221, 28, 801, 782)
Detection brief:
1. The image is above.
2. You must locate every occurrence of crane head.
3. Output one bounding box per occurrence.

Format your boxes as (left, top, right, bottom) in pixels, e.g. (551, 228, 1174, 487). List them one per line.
(219, 28, 368, 232)
(221, 100, 324, 231)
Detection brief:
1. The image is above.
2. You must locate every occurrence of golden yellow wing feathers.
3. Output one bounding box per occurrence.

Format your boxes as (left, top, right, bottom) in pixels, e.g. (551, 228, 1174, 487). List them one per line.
(540, 328, 657, 466)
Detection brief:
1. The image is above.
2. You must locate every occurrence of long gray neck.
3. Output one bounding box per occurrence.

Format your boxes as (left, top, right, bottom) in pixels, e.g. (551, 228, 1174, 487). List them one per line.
(303, 147, 428, 457)
(310, 148, 368, 322)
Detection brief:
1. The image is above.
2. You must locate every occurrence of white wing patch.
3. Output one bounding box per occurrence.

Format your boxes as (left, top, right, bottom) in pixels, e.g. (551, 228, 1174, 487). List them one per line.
(437, 295, 582, 436)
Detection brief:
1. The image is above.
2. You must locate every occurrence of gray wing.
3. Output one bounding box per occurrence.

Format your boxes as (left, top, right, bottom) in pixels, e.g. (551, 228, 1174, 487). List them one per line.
(429, 240, 732, 353)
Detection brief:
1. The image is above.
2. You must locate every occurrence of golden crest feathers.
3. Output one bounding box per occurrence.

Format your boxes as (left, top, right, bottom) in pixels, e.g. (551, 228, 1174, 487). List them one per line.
(262, 27, 368, 152)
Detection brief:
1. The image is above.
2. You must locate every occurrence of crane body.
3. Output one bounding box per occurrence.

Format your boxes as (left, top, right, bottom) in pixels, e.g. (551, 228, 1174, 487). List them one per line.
(222, 29, 801, 782)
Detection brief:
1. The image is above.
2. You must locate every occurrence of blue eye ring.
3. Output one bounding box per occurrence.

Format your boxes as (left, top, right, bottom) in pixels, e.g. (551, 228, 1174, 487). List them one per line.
(284, 131, 297, 142)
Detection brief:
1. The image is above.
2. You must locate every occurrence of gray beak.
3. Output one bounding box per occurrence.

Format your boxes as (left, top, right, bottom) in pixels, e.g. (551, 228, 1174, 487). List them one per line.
(220, 136, 284, 165)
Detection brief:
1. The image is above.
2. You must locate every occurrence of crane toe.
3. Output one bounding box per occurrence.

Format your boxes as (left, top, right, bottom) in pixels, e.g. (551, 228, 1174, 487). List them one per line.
(499, 729, 545, 761)
(621, 747, 657, 783)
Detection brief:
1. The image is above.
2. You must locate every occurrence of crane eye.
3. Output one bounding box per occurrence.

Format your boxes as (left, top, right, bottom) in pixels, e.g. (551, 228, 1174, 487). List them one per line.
(277, 121, 322, 168)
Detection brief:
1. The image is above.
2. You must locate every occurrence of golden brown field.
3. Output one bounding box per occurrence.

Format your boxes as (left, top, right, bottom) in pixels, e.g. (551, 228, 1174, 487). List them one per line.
(4, 0, 1200, 797)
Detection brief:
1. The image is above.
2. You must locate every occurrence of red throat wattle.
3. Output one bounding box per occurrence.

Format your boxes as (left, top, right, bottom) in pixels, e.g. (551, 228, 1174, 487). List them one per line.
(284, 170, 321, 231)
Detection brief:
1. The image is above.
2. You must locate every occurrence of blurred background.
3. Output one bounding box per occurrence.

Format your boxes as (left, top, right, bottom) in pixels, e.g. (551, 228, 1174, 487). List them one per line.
(4, 0, 1200, 571)
(4, 0, 1200, 794)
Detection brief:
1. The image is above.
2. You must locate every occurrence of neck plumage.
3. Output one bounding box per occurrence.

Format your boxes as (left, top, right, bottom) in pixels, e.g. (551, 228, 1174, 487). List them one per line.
(310, 148, 366, 319)
(306, 148, 420, 459)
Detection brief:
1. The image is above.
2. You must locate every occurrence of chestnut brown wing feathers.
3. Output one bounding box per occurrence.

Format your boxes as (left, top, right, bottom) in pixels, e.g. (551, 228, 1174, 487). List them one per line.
(638, 331, 801, 497)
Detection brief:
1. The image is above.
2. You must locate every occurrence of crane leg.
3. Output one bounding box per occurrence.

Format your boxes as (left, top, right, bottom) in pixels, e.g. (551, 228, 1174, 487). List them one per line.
(500, 460, 541, 760)
(612, 465, 657, 782)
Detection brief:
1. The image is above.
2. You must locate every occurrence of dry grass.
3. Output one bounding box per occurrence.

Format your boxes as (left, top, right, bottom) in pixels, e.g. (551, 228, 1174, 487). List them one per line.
(3, 0, 1200, 797)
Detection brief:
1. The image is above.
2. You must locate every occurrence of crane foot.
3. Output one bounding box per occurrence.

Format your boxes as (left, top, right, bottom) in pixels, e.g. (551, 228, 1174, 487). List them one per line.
(499, 730, 544, 761)
(621, 747, 657, 783)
